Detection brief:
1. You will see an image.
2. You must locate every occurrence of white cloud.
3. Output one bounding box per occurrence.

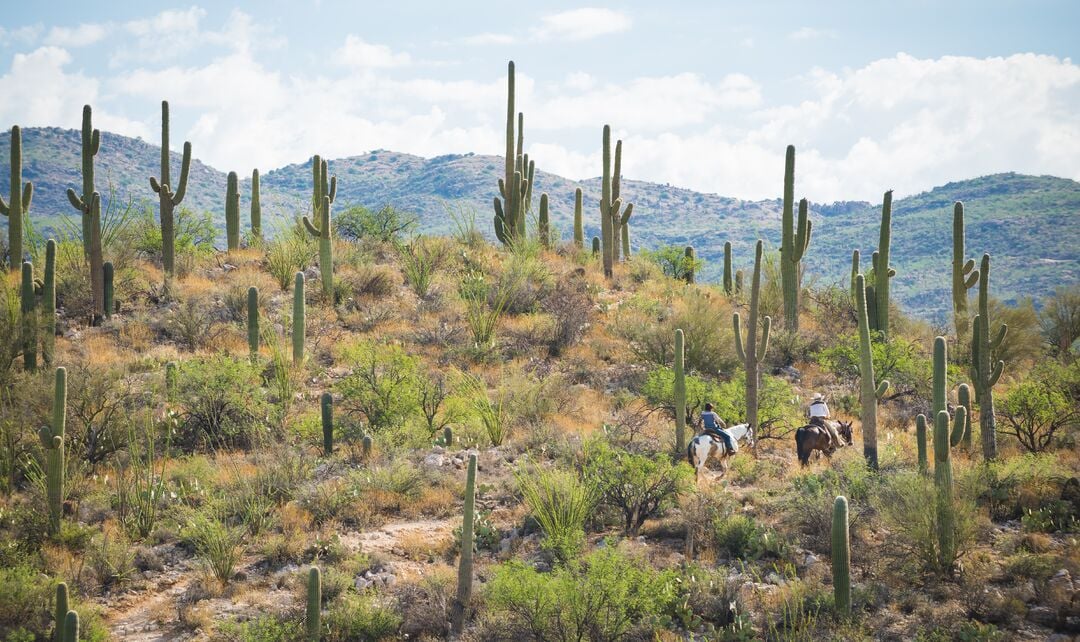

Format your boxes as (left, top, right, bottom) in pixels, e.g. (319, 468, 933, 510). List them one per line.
(44, 23, 110, 47)
(459, 33, 515, 46)
(110, 8, 281, 67)
(532, 7, 632, 41)
(337, 35, 411, 69)
(789, 27, 836, 40)
(0, 24, 43, 46)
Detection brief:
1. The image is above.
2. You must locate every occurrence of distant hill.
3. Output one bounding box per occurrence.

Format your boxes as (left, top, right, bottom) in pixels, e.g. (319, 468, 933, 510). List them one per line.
(3, 127, 1078, 321)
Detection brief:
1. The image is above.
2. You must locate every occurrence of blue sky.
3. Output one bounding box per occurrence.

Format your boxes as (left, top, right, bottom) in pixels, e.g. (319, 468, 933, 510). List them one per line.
(1, 1, 1078, 200)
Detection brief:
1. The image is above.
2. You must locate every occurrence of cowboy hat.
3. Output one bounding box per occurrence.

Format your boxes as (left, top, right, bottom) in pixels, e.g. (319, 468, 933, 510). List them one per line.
(811, 393, 825, 401)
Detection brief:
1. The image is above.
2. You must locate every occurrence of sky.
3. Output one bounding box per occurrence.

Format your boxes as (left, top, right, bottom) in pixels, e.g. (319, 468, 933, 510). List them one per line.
(1, 1, 1078, 202)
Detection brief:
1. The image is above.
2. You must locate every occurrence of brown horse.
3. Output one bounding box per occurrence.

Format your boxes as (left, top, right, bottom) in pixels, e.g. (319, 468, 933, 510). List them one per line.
(795, 420, 853, 466)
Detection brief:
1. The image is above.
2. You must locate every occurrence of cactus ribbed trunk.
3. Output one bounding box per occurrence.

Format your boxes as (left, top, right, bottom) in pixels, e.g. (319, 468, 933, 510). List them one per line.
(873, 192, 894, 336)
(855, 274, 888, 470)
(321, 392, 333, 456)
(952, 202, 978, 338)
(684, 246, 695, 284)
(451, 453, 477, 634)
(149, 101, 191, 276)
(934, 406, 956, 572)
(850, 250, 860, 301)
(103, 262, 114, 319)
(89, 193, 104, 325)
(723, 241, 734, 295)
(303, 160, 335, 296)
(831, 496, 851, 615)
(41, 367, 67, 535)
(306, 566, 321, 641)
(538, 193, 550, 249)
(247, 286, 259, 357)
(21, 261, 36, 371)
(493, 62, 532, 247)
(780, 146, 811, 330)
(225, 171, 240, 251)
(733, 240, 771, 434)
(1, 126, 33, 271)
(250, 168, 262, 240)
(293, 272, 305, 364)
(54, 582, 69, 642)
(362, 434, 373, 459)
(971, 254, 1004, 461)
(62, 610, 78, 642)
(916, 414, 928, 475)
(572, 187, 584, 248)
(674, 328, 686, 453)
(65, 105, 100, 258)
(591, 237, 600, 256)
(444, 425, 454, 448)
(42, 240, 56, 365)
(958, 383, 973, 450)
(600, 126, 615, 278)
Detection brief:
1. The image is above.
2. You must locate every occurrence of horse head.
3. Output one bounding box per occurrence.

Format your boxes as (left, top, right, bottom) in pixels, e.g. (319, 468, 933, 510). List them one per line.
(838, 420, 853, 444)
(744, 425, 755, 449)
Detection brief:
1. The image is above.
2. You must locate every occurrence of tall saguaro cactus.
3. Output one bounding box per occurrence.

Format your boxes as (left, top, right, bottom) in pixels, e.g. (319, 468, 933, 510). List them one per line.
(65, 105, 101, 258)
(62, 610, 78, 642)
(951, 202, 979, 338)
(674, 328, 687, 453)
(247, 286, 259, 357)
(306, 566, 321, 641)
(293, 272, 306, 364)
(54, 582, 69, 642)
(723, 241, 735, 296)
(734, 240, 771, 434)
(849, 250, 860, 301)
(42, 239, 56, 365)
(933, 355, 967, 573)
(832, 496, 851, 615)
(40, 367, 67, 535)
(915, 414, 928, 474)
(684, 246, 696, 284)
(971, 253, 1006, 461)
(599, 126, 634, 276)
(304, 156, 336, 296)
(225, 171, 240, 251)
(780, 146, 811, 330)
(103, 262, 114, 319)
(250, 168, 262, 240)
(1, 125, 33, 270)
(537, 193, 551, 248)
(451, 453, 477, 634)
(572, 187, 584, 248)
(493, 61, 532, 246)
(89, 193, 104, 324)
(321, 392, 333, 456)
(149, 101, 192, 276)
(871, 191, 895, 336)
(855, 274, 889, 470)
(21, 261, 36, 371)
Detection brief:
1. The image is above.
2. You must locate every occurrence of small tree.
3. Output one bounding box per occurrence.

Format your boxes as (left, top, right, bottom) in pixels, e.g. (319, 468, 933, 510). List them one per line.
(585, 439, 692, 535)
(1000, 361, 1079, 452)
(337, 340, 420, 433)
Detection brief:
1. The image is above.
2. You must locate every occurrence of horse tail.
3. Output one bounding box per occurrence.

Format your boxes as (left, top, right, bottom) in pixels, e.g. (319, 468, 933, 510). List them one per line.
(795, 427, 809, 466)
(686, 439, 696, 467)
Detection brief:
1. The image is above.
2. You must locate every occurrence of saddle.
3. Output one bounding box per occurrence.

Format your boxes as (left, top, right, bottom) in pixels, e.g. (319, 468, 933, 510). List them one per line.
(705, 429, 738, 453)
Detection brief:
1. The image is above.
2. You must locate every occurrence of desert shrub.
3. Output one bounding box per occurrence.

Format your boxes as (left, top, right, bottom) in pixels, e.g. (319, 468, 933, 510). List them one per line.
(639, 244, 702, 281)
(397, 235, 451, 299)
(0, 276, 22, 391)
(183, 512, 245, 584)
(1039, 284, 1080, 358)
(973, 451, 1074, 521)
(486, 546, 678, 642)
(222, 280, 269, 323)
(265, 227, 316, 291)
(516, 465, 597, 564)
(617, 289, 738, 374)
(323, 592, 402, 642)
(301, 478, 359, 526)
(672, 371, 801, 439)
(133, 205, 215, 274)
(336, 204, 417, 244)
(999, 359, 1079, 453)
(337, 263, 397, 300)
(457, 372, 512, 446)
(87, 527, 137, 592)
(711, 513, 790, 561)
(498, 245, 554, 314)
(65, 364, 138, 468)
(416, 371, 466, 439)
(643, 366, 723, 432)
(175, 356, 267, 450)
(0, 564, 52, 636)
(398, 567, 456, 639)
(784, 469, 867, 555)
(541, 272, 593, 356)
(986, 297, 1044, 368)
(166, 295, 223, 351)
(337, 340, 420, 433)
(214, 613, 305, 641)
(816, 331, 932, 402)
(585, 438, 693, 535)
(352, 460, 424, 514)
(459, 270, 516, 351)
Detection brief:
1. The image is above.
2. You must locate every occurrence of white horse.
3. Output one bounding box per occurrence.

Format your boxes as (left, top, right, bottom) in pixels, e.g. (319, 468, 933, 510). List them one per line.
(686, 424, 754, 483)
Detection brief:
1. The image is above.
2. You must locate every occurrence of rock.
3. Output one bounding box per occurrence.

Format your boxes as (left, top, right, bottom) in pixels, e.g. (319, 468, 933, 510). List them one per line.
(779, 365, 801, 381)
(1027, 606, 1058, 628)
(222, 263, 238, 272)
(423, 453, 447, 468)
(232, 570, 247, 582)
(1046, 569, 1074, 608)
(802, 553, 820, 569)
(304, 266, 320, 281)
(355, 576, 373, 590)
(765, 571, 786, 586)
(1016, 580, 1038, 603)
(737, 581, 778, 605)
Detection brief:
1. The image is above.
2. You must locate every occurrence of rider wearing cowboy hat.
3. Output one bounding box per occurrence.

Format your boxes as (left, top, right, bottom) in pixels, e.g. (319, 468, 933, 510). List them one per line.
(808, 393, 845, 447)
(701, 403, 737, 453)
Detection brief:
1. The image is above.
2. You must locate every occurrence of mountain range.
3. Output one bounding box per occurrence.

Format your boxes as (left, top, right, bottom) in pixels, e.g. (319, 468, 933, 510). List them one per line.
(2, 126, 1078, 321)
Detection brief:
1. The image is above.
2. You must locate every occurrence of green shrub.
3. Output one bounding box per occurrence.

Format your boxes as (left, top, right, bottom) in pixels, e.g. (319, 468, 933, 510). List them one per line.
(336, 204, 417, 244)
(184, 513, 245, 584)
(585, 438, 692, 535)
(711, 513, 790, 561)
(0, 564, 51, 637)
(337, 340, 420, 433)
(322, 592, 401, 642)
(516, 465, 597, 564)
(176, 356, 267, 450)
(999, 360, 1079, 453)
(397, 236, 450, 299)
(265, 223, 316, 291)
(214, 613, 305, 641)
(487, 546, 678, 642)
(639, 245, 702, 281)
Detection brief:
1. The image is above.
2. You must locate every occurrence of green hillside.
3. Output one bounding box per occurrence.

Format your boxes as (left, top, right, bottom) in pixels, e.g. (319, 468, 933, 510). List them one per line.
(3, 127, 1077, 320)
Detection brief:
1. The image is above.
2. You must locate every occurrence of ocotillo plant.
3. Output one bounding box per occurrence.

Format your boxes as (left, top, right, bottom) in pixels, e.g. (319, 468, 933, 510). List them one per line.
(952, 202, 979, 338)
(451, 453, 477, 634)
(62, 610, 78, 642)
(916, 414, 928, 474)
(674, 328, 687, 453)
(832, 496, 851, 616)
(65, 105, 101, 258)
(293, 272, 306, 364)
(250, 168, 262, 240)
(304, 192, 334, 297)
(225, 171, 240, 251)
(780, 146, 811, 331)
(538, 193, 551, 249)
(54, 582, 69, 642)
(165, 361, 178, 404)
(854, 274, 888, 470)
(958, 383, 973, 450)
(1, 125, 33, 270)
(734, 240, 771, 435)
(723, 241, 735, 296)
(103, 262, 114, 319)
(306, 566, 321, 641)
(572, 187, 584, 248)
(88, 192, 104, 324)
(42, 239, 56, 365)
(321, 392, 333, 456)
(21, 261, 36, 371)
(971, 253, 1006, 460)
(149, 101, 192, 276)
(40, 367, 67, 535)
(247, 286, 259, 357)
(684, 246, 696, 284)
(493, 62, 531, 246)
(871, 191, 896, 336)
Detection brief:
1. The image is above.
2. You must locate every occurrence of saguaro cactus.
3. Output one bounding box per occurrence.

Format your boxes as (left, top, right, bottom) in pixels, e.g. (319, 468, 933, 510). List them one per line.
(54, 582, 69, 642)
(832, 496, 851, 615)
(247, 286, 259, 357)
(734, 240, 771, 434)
(293, 272, 306, 364)
(42, 239, 56, 365)
(443, 425, 454, 448)
(599, 126, 634, 276)
(88, 192, 104, 324)
(40, 367, 67, 535)
(149, 101, 192, 276)
(362, 434, 373, 459)
(612, 139, 633, 261)
(849, 250, 861, 301)
(674, 328, 687, 453)
(871, 191, 895, 336)
(225, 171, 240, 251)
(250, 168, 262, 240)
(538, 193, 551, 249)
(971, 253, 1005, 461)
(572, 187, 584, 248)
(916, 414, 928, 474)
(321, 392, 333, 456)
(780, 146, 811, 330)
(591, 237, 600, 256)
(493, 61, 532, 246)
(952, 202, 979, 338)
(306, 566, 321, 641)
(62, 610, 78, 642)
(684, 246, 696, 284)
(103, 262, 114, 319)
(21, 261, 36, 371)
(934, 402, 966, 573)
(933, 336, 967, 449)
(65, 105, 100, 258)
(1, 125, 33, 270)
(723, 241, 735, 296)
(958, 383, 973, 450)
(303, 182, 335, 297)
(855, 274, 889, 470)
(451, 453, 478, 634)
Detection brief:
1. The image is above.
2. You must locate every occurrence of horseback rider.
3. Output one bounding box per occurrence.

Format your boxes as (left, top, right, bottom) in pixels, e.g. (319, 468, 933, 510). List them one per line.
(808, 393, 845, 447)
(701, 403, 737, 453)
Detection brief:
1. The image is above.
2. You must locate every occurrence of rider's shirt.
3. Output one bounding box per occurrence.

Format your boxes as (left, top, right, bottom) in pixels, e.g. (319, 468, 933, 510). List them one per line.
(701, 411, 724, 431)
(809, 400, 829, 418)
